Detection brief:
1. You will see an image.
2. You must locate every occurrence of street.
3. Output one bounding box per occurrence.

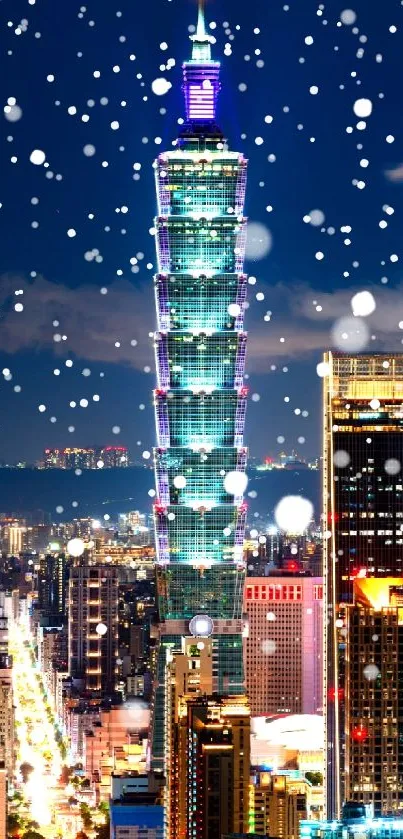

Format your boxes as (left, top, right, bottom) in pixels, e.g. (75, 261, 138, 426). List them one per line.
(9, 622, 81, 839)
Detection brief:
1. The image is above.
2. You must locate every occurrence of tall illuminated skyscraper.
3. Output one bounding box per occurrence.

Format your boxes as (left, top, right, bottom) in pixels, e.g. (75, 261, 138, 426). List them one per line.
(323, 352, 403, 817)
(151, 0, 249, 770)
(38, 552, 67, 627)
(165, 638, 251, 838)
(68, 564, 119, 694)
(344, 578, 403, 814)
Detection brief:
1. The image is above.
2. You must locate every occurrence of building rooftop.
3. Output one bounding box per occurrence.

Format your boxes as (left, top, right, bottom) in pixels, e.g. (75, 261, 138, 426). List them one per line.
(301, 817, 403, 836)
(110, 803, 164, 827)
(251, 714, 323, 751)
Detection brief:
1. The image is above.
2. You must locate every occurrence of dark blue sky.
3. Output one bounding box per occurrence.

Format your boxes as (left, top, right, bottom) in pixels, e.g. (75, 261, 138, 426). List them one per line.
(1, 0, 403, 463)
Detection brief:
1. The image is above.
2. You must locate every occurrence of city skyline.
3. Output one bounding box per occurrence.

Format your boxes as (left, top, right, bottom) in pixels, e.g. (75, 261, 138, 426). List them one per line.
(0, 0, 402, 464)
(2, 1, 403, 838)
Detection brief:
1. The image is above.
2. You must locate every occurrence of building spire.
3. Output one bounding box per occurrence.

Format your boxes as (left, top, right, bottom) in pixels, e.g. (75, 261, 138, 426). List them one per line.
(183, 0, 221, 126)
(190, 0, 212, 61)
(196, 0, 206, 39)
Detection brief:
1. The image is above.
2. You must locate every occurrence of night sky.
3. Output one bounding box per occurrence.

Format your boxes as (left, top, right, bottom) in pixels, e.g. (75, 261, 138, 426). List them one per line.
(1, 0, 403, 464)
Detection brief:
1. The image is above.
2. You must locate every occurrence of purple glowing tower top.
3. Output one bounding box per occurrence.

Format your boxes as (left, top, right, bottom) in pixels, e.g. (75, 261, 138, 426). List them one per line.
(182, 0, 221, 125)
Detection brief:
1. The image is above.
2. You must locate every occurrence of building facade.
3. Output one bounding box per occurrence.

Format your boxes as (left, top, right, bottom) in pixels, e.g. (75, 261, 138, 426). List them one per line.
(0, 762, 6, 839)
(323, 353, 403, 817)
(110, 804, 164, 839)
(3, 521, 25, 555)
(170, 692, 250, 839)
(268, 775, 308, 839)
(83, 704, 149, 794)
(244, 577, 323, 716)
(164, 637, 215, 838)
(38, 552, 67, 627)
(164, 634, 251, 839)
(0, 655, 13, 780)
(344, 579, 403, 814)
(301, 803, 403, 839)
(250, 772, 309, 839)
(151, 1, 249, 770)
(68, 564, 119, 694)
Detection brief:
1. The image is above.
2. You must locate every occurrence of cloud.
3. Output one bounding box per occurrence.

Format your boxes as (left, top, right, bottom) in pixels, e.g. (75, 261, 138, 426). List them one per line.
(1, 274, 403, 373)
(246, 281, 403, 369)
(0, 273, 154, 369)
(248, 325, 331, 366)
(385, 164, 403, 182)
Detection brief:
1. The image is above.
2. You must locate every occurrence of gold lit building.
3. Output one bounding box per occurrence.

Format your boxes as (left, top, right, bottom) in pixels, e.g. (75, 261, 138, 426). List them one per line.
(249, 769, 323, 839)
(323, 353, 403, 817)
(260, 773, 308, 839)
(345, 578, 403, 814)
(165, 638, 250, 839)
(94, 543, 155, 575)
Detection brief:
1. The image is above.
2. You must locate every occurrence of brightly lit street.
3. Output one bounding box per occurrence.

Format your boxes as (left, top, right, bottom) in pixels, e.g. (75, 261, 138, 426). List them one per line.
(9, 621, 81, 839)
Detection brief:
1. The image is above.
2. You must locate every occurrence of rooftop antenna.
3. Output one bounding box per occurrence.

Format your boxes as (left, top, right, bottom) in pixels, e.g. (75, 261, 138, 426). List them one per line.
(196, 0, 206, 39)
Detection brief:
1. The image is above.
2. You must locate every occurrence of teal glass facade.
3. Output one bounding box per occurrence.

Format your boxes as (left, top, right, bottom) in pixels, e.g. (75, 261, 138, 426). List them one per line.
(150, 6, 248, 770)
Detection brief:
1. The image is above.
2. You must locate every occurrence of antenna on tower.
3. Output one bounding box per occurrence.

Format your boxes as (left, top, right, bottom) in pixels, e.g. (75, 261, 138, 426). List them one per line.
(196, 0, 206, 39)
(190, 0, 212, 60)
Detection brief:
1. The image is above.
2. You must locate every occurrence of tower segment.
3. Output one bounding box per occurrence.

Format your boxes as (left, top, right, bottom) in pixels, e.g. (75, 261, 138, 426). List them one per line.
(150, 2, 249, 771)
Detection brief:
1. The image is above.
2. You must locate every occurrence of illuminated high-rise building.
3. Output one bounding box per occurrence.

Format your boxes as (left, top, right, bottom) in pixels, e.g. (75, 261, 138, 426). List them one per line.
(323, 352, 403, 817)
(2, 521, 25, 556)
(151, 0, 249, 770)
(0, 762, 6, 839)
(344, 578, 403, 815)
(68, 564, 119, 694)
(164, 638, 251, 839)
(164, 637, 214, 838)
(166, 649, 250, 839)
(43, 448, 96, 469)
(99, 446, 129, 468)
(251, 772, 309, 839)
(181, 695, 250, 839)
(244, 577, 323, 717)
(38, 552, 68, 627)
(0, 655, 13, 781)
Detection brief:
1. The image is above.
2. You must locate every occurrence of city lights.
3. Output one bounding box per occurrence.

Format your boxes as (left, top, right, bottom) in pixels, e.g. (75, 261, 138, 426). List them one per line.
(3, 1, 403, 837)
(9, 622, 76, 837)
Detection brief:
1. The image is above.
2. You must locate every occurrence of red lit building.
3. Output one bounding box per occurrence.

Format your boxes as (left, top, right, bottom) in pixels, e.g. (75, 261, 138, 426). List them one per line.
(243, 577, 323, 717)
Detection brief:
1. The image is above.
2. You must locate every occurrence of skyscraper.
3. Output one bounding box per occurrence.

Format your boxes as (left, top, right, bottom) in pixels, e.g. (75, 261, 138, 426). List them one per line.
(323, 352, 403, 817)
(68, 564, 119, 694)
(0, 655, 13, 781)
(164, 637, 214, 838)
(166, 671, 251, 839)
(0, 762, 6, 839)
(244, 576, 323, 717)
(38, 552, 67, 627)
(344, 578, 403, 814)
(151, 0, 249, 770)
